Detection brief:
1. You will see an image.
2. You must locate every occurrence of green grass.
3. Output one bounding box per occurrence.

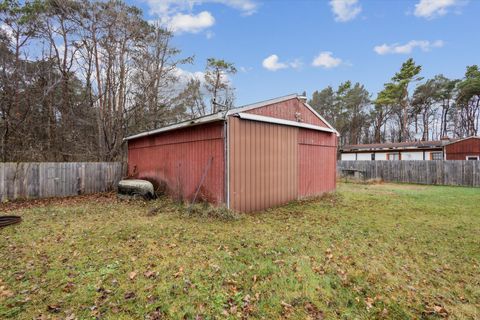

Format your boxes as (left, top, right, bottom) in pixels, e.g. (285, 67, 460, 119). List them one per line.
(1, 183, 479, 319)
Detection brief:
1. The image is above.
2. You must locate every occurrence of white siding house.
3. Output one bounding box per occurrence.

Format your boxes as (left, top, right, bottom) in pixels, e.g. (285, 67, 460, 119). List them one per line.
(340, 140, 450, 161)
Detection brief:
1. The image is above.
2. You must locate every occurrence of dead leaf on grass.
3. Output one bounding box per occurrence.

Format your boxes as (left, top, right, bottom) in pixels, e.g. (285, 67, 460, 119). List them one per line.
(304, 302, 324, 320)
(47, 304, 61, 313)
(144, 270, 157, 279)
(365, 297, 374, 310)
(0, 285, 14, 299)
(124, 291, 136, 300)
(424, 304, 449, 317)
(173, 267, 184, 278)
(65, 313, 77, 320)
(129, 271, 137, 280)
(63, 282, 75, 293)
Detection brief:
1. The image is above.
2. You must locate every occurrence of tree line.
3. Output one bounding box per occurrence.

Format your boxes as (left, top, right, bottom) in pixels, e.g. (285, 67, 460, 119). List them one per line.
(2, 1, 479, 162)
(309, 59, 480, 146)
(0, 0, 236, 162)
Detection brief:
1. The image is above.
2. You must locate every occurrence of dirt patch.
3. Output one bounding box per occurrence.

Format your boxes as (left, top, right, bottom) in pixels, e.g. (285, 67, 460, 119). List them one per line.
(0, 192, 118, 213)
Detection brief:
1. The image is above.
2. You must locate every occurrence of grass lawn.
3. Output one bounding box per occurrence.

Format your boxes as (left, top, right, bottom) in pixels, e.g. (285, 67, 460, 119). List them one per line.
(1, 183, 479, 319)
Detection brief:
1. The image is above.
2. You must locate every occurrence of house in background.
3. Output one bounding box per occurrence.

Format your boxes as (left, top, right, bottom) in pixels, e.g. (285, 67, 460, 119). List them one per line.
(125, 94, 339, 212)
(340, 140, 448, 161)
(340, 137, 480, 161)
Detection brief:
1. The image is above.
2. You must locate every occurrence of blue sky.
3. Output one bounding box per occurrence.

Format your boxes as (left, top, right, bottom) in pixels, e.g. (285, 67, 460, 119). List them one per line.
(131, 0, 480, 105)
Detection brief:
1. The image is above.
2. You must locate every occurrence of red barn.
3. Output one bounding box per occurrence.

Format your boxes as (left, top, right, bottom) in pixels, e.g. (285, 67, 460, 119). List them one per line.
(445, 136, 480, 160)
(125, 94, 338, 212)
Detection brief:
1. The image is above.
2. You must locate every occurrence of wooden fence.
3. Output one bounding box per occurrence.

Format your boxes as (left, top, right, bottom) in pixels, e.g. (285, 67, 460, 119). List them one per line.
(0, 162, 124, 201)
(338, 160, 480, 187)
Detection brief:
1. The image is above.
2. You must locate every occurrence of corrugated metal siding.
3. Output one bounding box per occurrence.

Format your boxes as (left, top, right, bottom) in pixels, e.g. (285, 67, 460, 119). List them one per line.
(128, 122, 225, 203)
(445, 138, 480, 160)
(298, 129, 337, 197)
(245, 98, 329, 128)
(229, 117, 298, 212)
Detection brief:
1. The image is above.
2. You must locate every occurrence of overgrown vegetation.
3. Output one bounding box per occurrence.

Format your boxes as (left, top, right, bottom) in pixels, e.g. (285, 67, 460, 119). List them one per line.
(1, 183, 479, 319)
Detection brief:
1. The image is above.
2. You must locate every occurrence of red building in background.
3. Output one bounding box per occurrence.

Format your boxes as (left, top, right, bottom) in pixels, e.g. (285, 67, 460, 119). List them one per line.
(125, 94, 338, 212)
(445, 136, 480, 160)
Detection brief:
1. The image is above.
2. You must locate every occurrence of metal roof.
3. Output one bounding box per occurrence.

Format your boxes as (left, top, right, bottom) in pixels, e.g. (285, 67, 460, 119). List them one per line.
(445, 136, 480, 145)
(124, 94, 338, 141)
(341, 140, 453, 152)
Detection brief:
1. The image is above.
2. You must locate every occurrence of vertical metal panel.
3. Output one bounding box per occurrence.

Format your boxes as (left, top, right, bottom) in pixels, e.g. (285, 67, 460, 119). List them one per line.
(445, 138, 480, 160)
(298, 129, 338, 197)
(228, 117, 298, 212)
(128, 122, 225, 204)
(245, 97, 330, 128)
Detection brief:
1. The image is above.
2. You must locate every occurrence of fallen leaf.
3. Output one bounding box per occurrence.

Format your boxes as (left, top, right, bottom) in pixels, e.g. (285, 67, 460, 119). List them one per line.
(129, 271, 137, 280)
(144, 270, 157, 279)
(0, 285, 14, 299)
(124, 291, 136, 300)
(365, 297, 374, 310)
(47, 304, 61, 313)
(173, 267, 184, 278)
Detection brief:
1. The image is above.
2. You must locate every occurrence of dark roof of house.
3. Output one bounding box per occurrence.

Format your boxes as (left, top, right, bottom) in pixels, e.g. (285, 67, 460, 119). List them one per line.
(341, 140, 454, 152)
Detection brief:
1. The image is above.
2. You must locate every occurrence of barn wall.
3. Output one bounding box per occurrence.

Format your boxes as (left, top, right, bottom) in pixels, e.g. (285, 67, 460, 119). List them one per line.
(445, 138, 480, 160)
(298, 129, 337, 197)
(245, 98, 330, 128)
(228, 117, 298, 212)
(128, 122, 225, 203)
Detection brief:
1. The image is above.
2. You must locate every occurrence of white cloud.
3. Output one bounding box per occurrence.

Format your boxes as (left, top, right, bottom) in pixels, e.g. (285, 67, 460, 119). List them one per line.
(414, 0, 465, 19)
(174, 67, 205, 82)
(146, 0, 258, 35)
(239, 66, 252, 73)
(374, 40, 444, 55)
(163, 11, 215, 33)
(290, 58, 303, 69)
(147, 0, 258, 16)
(262, 54, 288, 71)
(262, 55, 303, 71)
(329, 0, 362, 22)
(312, 52, 342, 68)
(169, 67, 207, 94)
(146, 1, 258, 34)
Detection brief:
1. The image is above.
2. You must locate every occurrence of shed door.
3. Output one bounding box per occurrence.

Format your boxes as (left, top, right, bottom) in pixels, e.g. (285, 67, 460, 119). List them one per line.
(228, 117, 298, 212)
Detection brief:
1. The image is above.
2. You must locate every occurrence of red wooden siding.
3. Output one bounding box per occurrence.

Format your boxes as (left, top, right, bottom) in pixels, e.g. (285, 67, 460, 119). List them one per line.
(245, 98, 330, 128)
(228, 117, 298, 212)
(445, 137, 480, 160)
(128, 122, 225, 203)
(297, 129, 337, 197)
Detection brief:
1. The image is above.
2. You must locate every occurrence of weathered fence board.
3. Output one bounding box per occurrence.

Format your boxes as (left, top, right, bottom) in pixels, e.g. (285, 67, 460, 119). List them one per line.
(338, 160, 480, 187)
(0, 162, 124, 201)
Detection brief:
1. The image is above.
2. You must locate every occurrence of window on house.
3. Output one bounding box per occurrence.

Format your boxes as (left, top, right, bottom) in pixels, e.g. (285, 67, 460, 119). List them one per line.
(371, 153, 375, 160)
(387, 153, 400, 160)
(431, 152, 443, 160)
(466, 156, 479, 161)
